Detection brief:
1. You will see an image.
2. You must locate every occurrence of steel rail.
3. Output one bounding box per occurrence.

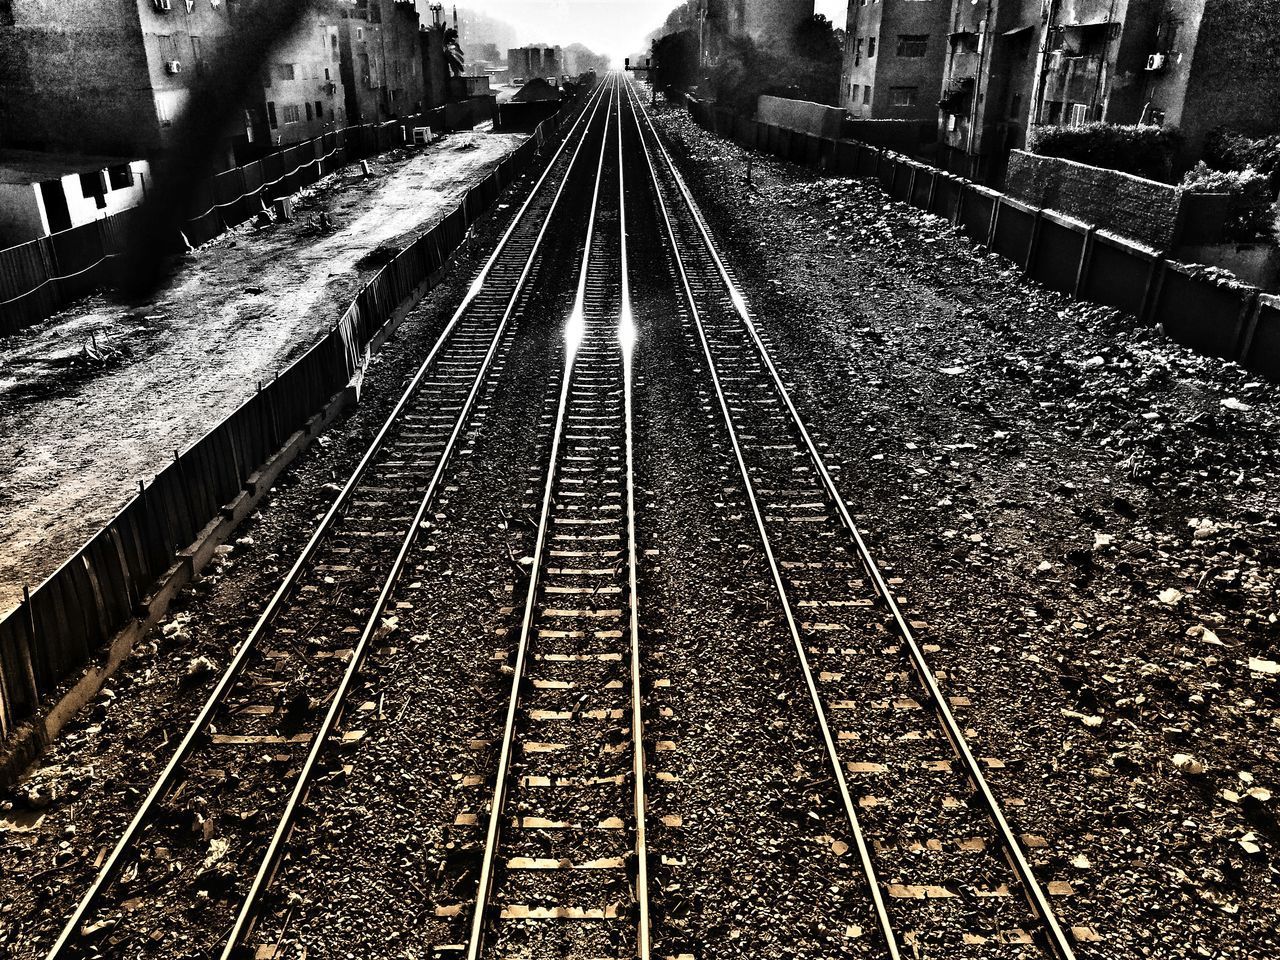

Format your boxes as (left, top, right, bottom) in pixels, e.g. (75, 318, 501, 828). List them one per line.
(628, 78, 1077, 960)
(464, 73, 619, 960)
(617, 76, 652, 960)
(217, 81, 618, 959)
(44, 78, 612, 960)
(619, 77, 902, 960)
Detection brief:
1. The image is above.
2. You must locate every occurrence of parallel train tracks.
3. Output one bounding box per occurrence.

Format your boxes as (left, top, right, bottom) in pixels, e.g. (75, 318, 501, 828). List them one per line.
(35, 72, 1087, 960)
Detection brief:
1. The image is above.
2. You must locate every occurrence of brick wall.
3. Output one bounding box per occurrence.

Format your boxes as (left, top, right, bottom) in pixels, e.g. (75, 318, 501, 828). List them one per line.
(1004, 149, 1183, 250)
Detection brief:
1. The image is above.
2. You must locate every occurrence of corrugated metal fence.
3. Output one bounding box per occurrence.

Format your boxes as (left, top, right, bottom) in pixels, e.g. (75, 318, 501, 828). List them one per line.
(0, 98, 497, 336)
(0, 101, 556, 747)
(685, 97, 1280, 382)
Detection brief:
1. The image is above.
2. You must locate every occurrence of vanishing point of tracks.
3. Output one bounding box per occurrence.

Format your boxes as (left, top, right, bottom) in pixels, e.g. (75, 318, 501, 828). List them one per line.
(40, 74, 1087, 960)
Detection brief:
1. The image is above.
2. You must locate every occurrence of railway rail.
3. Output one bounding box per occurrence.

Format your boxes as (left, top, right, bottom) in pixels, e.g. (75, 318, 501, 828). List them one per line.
(41, 78, 612, 960)
(622, 76, 1081, 959)
(428, 74, 652, 960)
(24, 69, 1093, 960)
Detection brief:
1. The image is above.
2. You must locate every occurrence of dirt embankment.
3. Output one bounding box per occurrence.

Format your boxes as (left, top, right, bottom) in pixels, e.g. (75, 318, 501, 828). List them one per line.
(0, 129, 526, 614)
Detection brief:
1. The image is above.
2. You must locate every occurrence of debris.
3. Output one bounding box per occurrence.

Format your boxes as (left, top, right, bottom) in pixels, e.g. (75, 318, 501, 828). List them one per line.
(1172, 753, 1207, 775)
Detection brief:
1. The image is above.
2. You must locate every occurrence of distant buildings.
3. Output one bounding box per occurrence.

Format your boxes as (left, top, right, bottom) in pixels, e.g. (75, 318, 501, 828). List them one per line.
(508, 46, 563, 82)
(837, 0, 1280, 181)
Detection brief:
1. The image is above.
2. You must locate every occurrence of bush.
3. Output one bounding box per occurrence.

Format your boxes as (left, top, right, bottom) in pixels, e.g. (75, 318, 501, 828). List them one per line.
(1180, 161, 1277, 241)
(1028, 123, 1182, 181)
(1203, 127, 1280, 192)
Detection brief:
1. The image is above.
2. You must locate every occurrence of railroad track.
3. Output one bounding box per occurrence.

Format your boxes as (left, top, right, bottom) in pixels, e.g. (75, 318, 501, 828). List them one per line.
(428, 73, 652, 960)
(622, 77, 1081, 959)
(41, 79, 612, 960)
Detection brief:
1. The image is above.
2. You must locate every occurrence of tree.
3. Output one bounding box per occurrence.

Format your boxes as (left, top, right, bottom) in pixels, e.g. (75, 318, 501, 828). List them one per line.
(650, 28, 699, 95)
(788, 14, 841, 105)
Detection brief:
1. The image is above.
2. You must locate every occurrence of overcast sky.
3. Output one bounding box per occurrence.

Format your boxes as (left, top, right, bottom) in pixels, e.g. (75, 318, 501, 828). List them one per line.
(466, 1, 848, 63)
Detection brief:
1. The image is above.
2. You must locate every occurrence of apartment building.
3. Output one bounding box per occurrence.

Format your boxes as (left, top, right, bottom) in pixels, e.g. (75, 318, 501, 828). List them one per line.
(0, 0, 242, 164)
(254, 5, 349, 152)
(335, 0, 425, 124)
(0, 1, 363, 168)
(934, 0, 1280, 179)
(840, 0, 950, 120)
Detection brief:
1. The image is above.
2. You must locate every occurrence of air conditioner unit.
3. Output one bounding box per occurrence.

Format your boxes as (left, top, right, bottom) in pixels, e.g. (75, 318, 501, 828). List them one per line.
(412, 126, 432, 146)
(1146, 53, 1167, 71)
(154, 0, 172, 11)
(165, 60, 183, 74)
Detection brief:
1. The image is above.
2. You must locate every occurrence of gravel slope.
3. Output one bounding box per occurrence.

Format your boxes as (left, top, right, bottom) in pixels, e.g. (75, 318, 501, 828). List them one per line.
(649, 98, 1279, 959)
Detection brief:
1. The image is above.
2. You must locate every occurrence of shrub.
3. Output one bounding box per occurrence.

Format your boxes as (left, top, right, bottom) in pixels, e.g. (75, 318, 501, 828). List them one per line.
(1028, 122, 1182, 181)
(1203, 127, 1280, 191)
(1181, 161, 1276, 241)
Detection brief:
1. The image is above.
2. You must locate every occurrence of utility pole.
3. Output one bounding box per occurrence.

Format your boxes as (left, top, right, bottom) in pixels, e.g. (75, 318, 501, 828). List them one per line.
(966, 0, 993, 176)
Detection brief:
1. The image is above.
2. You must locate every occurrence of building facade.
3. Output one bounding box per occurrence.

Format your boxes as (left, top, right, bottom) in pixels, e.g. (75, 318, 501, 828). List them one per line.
(932, 0, 1280, 180)
(0, 0, 241, 161)
(840, 0, 950, 120)
(335, 0, 425, 125)
(252, 5, 349, 153)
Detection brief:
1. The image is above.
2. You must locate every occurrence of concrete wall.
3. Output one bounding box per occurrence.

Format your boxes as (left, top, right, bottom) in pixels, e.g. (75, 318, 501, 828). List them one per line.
(1004, 149, 1182, 250)
(758, 95, 843, 140)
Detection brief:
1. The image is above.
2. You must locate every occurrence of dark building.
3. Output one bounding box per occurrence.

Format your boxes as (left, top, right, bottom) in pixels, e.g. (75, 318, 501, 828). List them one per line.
(840, 0, 950, 121)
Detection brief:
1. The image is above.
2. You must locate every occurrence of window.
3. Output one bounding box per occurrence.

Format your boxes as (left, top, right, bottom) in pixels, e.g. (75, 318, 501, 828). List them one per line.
(190, 36, 204, 76)
(368, 0, 381, 23)
(1068, 102, 1089, 127)
(274, 63, 295, 81)
(854, 38, 864, 65)
(897, 35, 928, 57)
(281, 103, 301, 123)
(267, 101, 278, 128)
(863, 84, 871, 105)
(867, 37, 876, 58)
(305, 101, 313, 121)
(108, 164, 134, 190)
(315, 100, 324, 118)
(331, 33, 340, 60)
(324, 67, 331, 81)
(80, 171, 108, 209)
(157, 33, 179, 63)
(356, 26, 364, 41)
(889, 86, 918, 107)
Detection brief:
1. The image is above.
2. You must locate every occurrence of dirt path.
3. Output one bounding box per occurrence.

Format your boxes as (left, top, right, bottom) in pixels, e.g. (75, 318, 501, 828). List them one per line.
(0, 129, 526, 613)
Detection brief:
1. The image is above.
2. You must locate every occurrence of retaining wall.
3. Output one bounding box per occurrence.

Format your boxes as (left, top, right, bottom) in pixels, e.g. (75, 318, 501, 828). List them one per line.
(757, 95, 844, 141)
(0, 102, 575, 779)
(684, 96, 1279, 383)
(0, 97, 495, 336)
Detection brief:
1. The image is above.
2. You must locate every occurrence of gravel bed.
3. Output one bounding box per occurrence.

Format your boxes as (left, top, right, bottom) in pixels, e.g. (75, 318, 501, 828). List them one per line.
(650, 98, 1280, 959)
(0, 163, 550, 959)
(627, 163, 876, 959)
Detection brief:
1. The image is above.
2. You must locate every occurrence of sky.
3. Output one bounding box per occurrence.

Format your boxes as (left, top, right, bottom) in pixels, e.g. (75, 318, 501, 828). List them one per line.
(462, 1, 848, 65)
